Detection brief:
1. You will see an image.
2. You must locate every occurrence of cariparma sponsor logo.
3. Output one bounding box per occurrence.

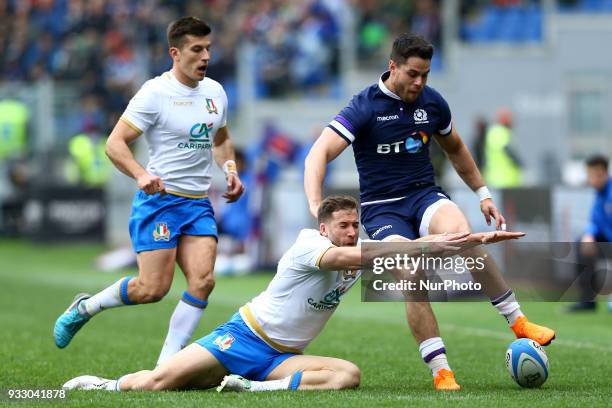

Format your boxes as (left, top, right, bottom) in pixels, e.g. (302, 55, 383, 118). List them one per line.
(189, 122, 213, 140)
(178, 122, 214, 149)
(214, 333, 235, 351)
(153, 222, 170, 241)
(308, 287, 345, 310)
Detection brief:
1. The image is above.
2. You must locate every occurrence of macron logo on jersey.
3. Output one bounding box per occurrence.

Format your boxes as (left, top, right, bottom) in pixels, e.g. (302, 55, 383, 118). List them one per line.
(376, 114, 399, 122)
(371, 224, 392, 238)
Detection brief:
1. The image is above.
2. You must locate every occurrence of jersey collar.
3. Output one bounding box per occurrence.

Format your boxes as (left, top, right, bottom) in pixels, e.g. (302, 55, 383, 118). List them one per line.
(378, 71, 401, 100)
(167, 71, 201, 93)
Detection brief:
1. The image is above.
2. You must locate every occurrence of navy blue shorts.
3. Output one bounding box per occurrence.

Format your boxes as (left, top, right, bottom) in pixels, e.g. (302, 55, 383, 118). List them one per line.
(361, 185, 453, 240)
(196, 312, 297, 381)
(129, 190, 218, 253)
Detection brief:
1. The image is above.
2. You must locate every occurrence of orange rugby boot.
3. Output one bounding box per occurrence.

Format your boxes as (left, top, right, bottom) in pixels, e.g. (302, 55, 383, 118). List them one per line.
(511, 316, 556, 346)
(433, 368, 461, 391)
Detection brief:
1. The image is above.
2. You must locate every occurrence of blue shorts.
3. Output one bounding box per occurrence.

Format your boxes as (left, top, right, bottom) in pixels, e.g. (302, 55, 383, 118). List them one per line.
(361, 185, 452, 240)
(195, 312, 297, 381)
(129, 190, 218, 253)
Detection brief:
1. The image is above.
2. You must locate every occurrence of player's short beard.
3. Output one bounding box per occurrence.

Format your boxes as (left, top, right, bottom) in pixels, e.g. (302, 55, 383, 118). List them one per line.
(394, 81, 411, 102)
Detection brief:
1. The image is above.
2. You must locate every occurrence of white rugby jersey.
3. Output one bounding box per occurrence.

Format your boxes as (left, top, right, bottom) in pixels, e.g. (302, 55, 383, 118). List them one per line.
(120, 71, 228, 196)
(240, 229, 361, 353)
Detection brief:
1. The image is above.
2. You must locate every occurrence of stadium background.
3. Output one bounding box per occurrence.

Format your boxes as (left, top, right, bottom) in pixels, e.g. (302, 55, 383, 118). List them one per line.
(0, 1, 611, 407)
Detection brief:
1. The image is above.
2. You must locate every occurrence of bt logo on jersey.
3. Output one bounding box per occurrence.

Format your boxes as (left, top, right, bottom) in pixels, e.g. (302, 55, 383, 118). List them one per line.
(377, 141, 404, 154)
(376, 131, 430, 154)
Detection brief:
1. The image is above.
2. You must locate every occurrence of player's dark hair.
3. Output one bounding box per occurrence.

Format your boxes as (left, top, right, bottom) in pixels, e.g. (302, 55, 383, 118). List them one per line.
(167, 16, 211, 49)
(318, 195, 358, 224)
(390, 34, 434, 64)
(586, 154, 609, 171)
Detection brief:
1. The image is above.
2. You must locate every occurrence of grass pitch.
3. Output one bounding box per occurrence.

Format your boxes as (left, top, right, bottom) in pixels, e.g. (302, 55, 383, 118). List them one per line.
(1, 240, 611, 407)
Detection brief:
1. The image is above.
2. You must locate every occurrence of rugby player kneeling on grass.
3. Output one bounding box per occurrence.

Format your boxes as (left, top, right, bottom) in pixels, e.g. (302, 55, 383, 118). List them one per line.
(63, 195, 523, 393)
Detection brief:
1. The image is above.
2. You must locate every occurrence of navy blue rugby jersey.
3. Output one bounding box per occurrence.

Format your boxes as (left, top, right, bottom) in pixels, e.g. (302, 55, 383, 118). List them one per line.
(328, 71, 452, 204)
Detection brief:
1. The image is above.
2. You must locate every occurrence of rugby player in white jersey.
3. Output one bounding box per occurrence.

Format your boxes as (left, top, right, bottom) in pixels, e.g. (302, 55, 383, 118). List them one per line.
(62, 196, 523, 393)
(54, 17, 244, 366)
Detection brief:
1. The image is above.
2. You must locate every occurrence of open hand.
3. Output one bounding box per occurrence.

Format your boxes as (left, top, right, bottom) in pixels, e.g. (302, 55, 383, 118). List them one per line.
(468, 230, 525, 244)
(419, 231, 471, 255)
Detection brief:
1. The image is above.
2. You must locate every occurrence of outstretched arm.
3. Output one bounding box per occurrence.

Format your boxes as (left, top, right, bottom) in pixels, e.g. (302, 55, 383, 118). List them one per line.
(318, 246, 363, 271)
(317, 232, 473, 270)
(417, 231, 525, 255)
(376, 231, 523, 258)
(468, 230, 525, 244)
(304, 128, 349, 218)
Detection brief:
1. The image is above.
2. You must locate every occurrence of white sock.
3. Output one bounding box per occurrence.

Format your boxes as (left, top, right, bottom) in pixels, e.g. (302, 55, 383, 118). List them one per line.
(428, 355, 450, 376)
(248, 371, 303, 392)
(249, 376, 292, 392)
(78, 277, 134, 317)
(156, 293, 207, 366)
(491, 289, 524, 326)
(419, 337, 451, 376)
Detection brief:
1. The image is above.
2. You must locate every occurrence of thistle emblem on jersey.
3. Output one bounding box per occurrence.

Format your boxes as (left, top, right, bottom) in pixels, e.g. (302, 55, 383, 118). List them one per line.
(205, 98, 218, 114)
(214, 333, 235, 351)
(413, 109, 429, 124)
(153, 222, 170, 241)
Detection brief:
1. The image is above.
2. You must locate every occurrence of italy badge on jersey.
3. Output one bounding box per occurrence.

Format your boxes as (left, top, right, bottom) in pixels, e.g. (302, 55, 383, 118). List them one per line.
(153, 222, 170, 241)
(214, 333, 235, 351)
(205, 98, 218, 114)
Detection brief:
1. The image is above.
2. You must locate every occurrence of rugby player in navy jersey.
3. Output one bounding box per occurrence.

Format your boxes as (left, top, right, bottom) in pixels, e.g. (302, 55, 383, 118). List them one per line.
(304, 34, 555, 390)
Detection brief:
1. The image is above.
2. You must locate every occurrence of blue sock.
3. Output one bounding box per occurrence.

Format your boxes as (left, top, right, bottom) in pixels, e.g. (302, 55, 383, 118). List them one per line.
(120, 277, 136, 305)
(79, 276, 134, 316)
(181, 291, 208, 309)
(289, 371, 303, 390)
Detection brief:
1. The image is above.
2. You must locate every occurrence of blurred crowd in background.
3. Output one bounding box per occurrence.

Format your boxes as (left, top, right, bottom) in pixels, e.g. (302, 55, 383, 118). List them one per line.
(2, 0, 607, 143)
(1, 0, 611, 276)
(0, 0, 444, 137)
